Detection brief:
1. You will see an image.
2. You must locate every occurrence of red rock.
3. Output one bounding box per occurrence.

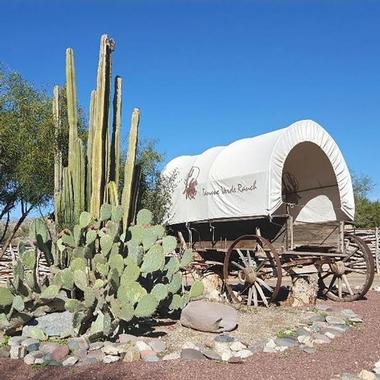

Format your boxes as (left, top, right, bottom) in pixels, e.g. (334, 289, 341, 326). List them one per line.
(50, 345, 69, 361)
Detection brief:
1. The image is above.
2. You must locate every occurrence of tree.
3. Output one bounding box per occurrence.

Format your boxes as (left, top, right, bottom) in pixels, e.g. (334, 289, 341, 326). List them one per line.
(118, 139, 177, 225)
(352, 173, 380, 227)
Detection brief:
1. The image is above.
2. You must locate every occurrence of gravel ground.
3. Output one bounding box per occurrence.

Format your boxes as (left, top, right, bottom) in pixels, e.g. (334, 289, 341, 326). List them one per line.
(1, 291, 380, 380)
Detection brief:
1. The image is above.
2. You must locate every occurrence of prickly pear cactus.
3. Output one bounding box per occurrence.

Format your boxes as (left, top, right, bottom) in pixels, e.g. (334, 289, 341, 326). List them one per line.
(0, 205, 202, 338)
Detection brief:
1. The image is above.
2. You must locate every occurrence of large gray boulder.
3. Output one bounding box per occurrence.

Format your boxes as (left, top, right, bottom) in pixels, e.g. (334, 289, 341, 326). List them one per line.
(180, 301, 238, 333)
(22, 311, 75, 338)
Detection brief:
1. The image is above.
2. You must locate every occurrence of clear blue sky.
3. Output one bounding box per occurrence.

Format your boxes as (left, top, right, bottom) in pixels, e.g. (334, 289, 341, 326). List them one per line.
(1, 0, 379, 200)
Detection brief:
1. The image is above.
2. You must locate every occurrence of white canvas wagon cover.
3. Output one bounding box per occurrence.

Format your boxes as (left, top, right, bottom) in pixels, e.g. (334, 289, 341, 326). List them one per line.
(163, 120, 355, 225)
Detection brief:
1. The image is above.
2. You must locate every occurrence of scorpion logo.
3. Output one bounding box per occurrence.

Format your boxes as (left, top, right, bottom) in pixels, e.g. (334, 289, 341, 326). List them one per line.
(183, 166, 200, 200)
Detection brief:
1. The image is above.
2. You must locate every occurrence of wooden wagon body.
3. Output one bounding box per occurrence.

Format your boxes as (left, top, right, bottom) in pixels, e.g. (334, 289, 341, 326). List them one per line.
(164, 120, 375, 306)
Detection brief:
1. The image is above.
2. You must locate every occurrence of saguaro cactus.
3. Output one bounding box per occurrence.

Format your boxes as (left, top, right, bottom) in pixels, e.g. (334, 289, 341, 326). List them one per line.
(122, 108, 140, 229)
(54, 34, 141, 231)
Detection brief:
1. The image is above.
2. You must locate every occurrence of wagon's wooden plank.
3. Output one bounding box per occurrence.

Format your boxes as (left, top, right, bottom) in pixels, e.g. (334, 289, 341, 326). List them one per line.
(281, 250, 347, 258)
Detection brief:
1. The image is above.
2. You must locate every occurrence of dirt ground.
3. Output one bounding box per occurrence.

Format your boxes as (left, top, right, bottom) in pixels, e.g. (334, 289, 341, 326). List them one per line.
(1, 286, 380, 380)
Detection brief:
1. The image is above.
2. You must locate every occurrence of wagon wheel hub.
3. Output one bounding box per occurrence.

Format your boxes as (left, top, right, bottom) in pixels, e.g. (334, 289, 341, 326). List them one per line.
(331, 261, 346, 276)
(238, 267, 257, 284)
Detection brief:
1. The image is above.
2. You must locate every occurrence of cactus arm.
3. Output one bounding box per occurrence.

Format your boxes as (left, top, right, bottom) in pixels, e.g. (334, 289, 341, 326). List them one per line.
(87, 90, 96, 211)
(110, 76, 122, 186)
(65, 48, 78, 171)
(121, 108, 140, 230)
(53, 85, 63, 225)
(91, 34, 114, 218)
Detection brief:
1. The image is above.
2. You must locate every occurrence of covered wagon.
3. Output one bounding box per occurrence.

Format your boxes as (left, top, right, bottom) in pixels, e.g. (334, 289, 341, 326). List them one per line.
(163, 120, 374, 306)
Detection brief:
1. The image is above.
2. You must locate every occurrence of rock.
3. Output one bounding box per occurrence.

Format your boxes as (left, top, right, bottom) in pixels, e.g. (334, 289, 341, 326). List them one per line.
(326, 315, 346, 325)
(149, 339, 166, 353)
(316, 304, 333, 312)
(288, 273, 319, 306)
(50, 344, 69, 361)
(122, 348, 140, 362)
(118, 334, 138, 344)
(202, 349, 222, 361)
(297, 335, 313, 347)
(263, 339, 277, 353)
(325, 332, 336, 340)
(103, 355, 120, 364)
(230, 341, 246, 351)
(140, 349, 157, 361)
(40, 342, 61, 355)
(312, 334, 331, 344)
(180, 301, 238, 333)
(323, 326, 346, 336)
(221, 351, 233, 361)
(199, 273, 223, 301)
(102, 342, 120, 355)
(215, 335, 234, 343)
(10, 345, 26, 359)
(341, 309, 358, 319)
(86, 349, 105, 362)
(9, 336, 25, 346)
(236, 349, 253, 359)
(135, 340, 152, 352)
(23, 311, 74, 338)
(374, 360, 380, 368)
(374, 367, 380, 375)
(359, 370, 376, 380)
(73, 348, 88, 361)
(310, 315, 326, 323)
(21, 338, 40, 353)
(181, 348, 206, 360)
(62, 356, 78, 366)
(248, 341, 265, 353)
(89, 341, 104, 351)
(34, 358, 45, 365)
(301, 345, 316, 354)
(44, 358, 63, 367)
(24, 327, 47, 341)
(101, 342, 130, 355)
(296, 327, 311, 336)
(24, 353, 37, 365)
(68, 337, 89, 352)
(143, 355, 160, 362)
(162, 352, 181, 361)
(328, 324, 349, 333)
(275, 337, 297, 348)
(214, 341, 232, 357)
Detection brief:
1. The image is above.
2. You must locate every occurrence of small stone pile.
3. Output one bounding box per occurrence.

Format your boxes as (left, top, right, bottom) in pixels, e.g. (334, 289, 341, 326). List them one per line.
(0, 305, 365, 367)
(0, 334, 167, 366)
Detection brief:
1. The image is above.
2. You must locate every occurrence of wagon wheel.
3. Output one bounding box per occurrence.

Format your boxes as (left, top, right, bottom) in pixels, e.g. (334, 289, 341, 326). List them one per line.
(223, 235, 282, 307)
(318, 234, 374, 302)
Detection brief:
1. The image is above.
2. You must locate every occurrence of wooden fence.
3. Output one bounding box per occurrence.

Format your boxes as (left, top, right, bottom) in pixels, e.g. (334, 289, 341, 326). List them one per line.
(346, 227, 380, 273)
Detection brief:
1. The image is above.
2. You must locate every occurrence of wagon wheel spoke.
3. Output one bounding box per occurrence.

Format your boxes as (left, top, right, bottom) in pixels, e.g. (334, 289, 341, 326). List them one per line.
(237, 249, 249, 267)
(231, 261, 245, 271)
(247, 286, 253, 306)
(252, 284, 258, 307)
(342, 274, 354, 296)
(255, 282, 269, 308)
(256, 277, 273, 293)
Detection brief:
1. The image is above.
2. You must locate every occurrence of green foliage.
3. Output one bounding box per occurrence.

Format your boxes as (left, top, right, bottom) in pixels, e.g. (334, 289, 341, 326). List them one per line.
(0, 288, 13, 307)
(352, 173, 380, 227)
